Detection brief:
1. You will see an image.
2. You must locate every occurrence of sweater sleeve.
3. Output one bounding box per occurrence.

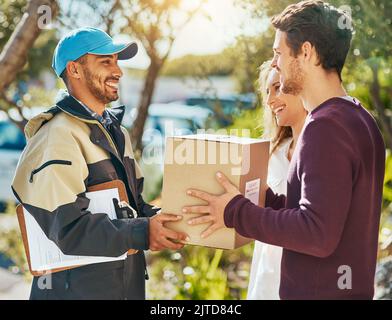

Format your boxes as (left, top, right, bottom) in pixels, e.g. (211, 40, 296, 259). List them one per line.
(224, 118, 355, 258)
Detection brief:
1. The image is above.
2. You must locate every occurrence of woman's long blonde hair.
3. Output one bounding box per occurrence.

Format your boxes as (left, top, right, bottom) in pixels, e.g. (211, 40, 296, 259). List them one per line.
(258, 60, 292, 155)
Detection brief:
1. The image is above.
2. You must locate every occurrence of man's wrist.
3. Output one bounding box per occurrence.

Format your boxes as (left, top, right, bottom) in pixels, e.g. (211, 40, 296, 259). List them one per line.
(127, 217, 149, 250)
(223, 194, 245, 228)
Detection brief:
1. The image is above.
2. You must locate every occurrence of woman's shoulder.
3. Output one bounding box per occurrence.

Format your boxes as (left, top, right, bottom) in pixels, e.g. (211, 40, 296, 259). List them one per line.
(271, 137, 292, 157)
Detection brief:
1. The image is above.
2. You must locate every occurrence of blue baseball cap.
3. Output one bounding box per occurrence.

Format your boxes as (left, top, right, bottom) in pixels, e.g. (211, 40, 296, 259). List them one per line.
(52, 27, 138, 77)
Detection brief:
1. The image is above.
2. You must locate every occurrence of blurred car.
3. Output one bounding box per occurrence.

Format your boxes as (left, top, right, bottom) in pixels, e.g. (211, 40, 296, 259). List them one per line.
(170, 93, 256, 126)
(141, 102, 213, 145)
(123, 102, 214, 147)
(0, 252, 15, 270)
(0, 120, 26, 210)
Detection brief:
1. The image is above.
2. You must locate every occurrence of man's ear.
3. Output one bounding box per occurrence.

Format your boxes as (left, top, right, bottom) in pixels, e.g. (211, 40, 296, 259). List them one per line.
(65, 61, 81, 80)
(301, 41, 319, 66)
(301, 41, 313, 62)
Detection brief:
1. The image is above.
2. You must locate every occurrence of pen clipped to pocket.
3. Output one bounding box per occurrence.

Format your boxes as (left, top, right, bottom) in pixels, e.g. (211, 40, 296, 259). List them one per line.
(112, 198, 139, 255)
(112, 198, 138, 219)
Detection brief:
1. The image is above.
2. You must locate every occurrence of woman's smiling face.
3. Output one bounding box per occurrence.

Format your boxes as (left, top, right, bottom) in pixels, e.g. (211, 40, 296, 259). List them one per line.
(265, 68, 305, 127)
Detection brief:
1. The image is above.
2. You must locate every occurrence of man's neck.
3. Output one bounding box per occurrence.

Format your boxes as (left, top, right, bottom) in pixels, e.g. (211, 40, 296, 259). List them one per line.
(300, 71, 347, 113)
(291, 114, 306, 146)
(68, 89, 106, 116)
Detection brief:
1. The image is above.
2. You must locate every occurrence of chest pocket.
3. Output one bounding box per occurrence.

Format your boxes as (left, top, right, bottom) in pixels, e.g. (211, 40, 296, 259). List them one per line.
(29, 160, 72, 183)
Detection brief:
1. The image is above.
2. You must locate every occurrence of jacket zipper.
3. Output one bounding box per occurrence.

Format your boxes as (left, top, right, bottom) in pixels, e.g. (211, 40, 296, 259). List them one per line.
(95, 122, 120, 158)
(86, 119, 150, 280)
(29, 160, 72, 183)
(59, 109, 121, 158)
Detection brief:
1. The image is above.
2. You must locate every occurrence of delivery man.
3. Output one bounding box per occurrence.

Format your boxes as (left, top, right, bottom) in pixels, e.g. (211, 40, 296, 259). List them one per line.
(12, 27, 187, 300)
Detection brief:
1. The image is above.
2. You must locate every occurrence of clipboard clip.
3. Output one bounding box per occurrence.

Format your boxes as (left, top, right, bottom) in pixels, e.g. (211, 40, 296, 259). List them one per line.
(112, 198, 138, 219)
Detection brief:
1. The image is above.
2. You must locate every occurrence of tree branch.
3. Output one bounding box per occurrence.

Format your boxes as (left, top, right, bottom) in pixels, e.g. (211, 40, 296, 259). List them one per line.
(0, 94, 29, 131)
(0, 0, 59, 93)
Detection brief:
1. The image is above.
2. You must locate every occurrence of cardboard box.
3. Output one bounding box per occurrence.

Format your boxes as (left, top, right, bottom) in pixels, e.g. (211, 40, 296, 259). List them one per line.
(161, 134, 270, 249)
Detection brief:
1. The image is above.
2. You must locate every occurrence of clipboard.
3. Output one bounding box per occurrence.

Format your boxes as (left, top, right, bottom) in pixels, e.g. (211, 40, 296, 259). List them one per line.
(16, 179, 138, 276)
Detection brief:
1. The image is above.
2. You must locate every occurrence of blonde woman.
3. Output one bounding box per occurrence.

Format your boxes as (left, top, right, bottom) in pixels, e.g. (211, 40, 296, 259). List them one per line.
(247, 61, 307, 300)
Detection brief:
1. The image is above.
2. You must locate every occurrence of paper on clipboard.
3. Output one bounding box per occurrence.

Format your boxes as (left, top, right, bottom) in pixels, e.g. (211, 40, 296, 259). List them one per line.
(24, 187, 127, 272)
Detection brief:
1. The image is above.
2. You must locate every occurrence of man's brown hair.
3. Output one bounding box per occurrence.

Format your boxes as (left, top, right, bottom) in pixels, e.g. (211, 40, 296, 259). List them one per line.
(271, 0, 353, 79)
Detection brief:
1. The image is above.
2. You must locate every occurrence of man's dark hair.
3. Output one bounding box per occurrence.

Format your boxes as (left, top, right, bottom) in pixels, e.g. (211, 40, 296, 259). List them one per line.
(271, 0, 353, 79)
(60, 55, 87, 86)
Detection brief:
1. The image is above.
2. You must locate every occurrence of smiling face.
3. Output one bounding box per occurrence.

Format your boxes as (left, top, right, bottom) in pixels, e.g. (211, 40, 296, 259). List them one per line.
(265, 68, 305, 127)
(78, 53, 123, 104)
(271, 30, 305, 96)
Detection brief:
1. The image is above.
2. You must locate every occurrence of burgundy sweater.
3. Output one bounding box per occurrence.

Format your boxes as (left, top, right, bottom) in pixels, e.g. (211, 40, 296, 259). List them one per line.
(224, 97, 385, 299)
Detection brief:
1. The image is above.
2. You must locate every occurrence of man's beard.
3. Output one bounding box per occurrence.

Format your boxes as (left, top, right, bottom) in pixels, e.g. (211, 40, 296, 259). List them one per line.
(83, 66, 119, 104)
(281, 58, 304, 96)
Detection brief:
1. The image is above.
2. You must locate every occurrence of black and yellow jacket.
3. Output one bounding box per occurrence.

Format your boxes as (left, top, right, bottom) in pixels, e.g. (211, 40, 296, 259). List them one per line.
(12, 93, 158, 300)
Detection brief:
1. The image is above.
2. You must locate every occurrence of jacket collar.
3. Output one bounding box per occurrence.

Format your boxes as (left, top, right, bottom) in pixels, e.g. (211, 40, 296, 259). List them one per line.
(108, 105, 126, 124)
(55, 92, 126, 125)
